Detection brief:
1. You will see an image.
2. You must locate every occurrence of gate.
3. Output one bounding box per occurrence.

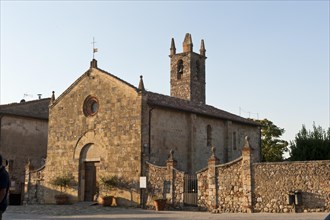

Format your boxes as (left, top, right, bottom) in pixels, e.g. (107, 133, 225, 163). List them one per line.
(183, 174, 198, 206)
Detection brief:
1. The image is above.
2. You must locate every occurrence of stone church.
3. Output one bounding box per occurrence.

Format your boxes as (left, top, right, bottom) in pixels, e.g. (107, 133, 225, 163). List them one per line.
(35, 33, 261, 205)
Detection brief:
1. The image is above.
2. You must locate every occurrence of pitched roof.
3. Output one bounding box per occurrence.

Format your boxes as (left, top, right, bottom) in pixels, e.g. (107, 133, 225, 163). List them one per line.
(47, 60, 257, 126)
(146, 92, 258, 126)
(51, 66, 138, 108)
(0, 98, 50, 120)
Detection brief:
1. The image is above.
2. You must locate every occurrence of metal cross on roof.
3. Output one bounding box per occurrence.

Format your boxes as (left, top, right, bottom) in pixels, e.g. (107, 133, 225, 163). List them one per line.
(92, 37, 98, 59)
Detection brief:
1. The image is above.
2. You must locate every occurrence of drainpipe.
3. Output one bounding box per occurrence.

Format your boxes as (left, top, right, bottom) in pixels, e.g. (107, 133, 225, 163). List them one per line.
(148, 107, 155, 161)
(140, 106, 155, 209)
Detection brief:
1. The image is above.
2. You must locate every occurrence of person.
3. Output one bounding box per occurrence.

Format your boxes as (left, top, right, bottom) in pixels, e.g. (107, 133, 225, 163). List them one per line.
(0, 154, 10, 220)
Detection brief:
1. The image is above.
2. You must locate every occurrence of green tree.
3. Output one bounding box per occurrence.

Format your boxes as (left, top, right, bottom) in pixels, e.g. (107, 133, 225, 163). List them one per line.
(289, 123, 330, 161)
(253, 119, 288, 162)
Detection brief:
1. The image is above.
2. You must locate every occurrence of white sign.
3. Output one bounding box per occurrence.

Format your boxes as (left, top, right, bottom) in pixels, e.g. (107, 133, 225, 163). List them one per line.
(140, 176, 147, 188)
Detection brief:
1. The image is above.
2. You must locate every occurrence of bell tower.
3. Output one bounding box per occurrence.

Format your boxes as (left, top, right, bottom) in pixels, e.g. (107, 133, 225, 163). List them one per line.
(169, 33, 206, 104)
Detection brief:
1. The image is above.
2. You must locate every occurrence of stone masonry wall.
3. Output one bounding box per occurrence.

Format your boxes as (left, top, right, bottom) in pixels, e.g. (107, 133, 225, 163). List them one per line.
(145, 153, 185, 209)
(1, 115, 48, 196)
(145, 138, 329, 213)
(42, 67, 142, 204)
(197, 138, 253, 213)
(149, 107, 260, 174)
(146, 162, 167, 205)
(197, 157, 247, 212)
(197, 167, 208, 209)
(173, 169, 185, 206)
(197, 138, 329, 214)
(217, 158, 244, 212)
(170, 52, 205, 104)
(24, 164, 46, 204)
(253, 160, 330, 213)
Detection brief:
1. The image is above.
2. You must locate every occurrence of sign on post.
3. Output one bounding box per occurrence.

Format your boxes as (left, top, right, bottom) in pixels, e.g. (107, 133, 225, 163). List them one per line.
(140, 176, 147, 188)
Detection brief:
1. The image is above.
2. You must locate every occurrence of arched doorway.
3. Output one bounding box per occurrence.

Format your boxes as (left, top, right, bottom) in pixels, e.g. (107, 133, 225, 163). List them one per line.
(79, 143, 100, 201)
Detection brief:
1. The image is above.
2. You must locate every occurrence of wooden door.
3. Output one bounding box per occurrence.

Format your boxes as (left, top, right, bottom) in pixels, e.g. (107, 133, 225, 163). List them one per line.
(84, 162, 96, 201)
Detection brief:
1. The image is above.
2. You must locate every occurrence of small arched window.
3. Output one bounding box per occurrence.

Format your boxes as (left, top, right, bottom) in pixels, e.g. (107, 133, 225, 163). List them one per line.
(232, 132, 237, 150)
(207, 125, 212, 146)
(177, 59, 183, 79)
(195, 60, 200, 79)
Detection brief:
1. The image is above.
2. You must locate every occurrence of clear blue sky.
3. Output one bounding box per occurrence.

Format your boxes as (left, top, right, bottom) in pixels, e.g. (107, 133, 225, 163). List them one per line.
(1, 1, 329, 145)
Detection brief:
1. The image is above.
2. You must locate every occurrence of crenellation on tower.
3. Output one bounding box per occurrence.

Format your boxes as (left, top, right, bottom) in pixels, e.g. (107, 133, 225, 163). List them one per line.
(183, 33, 193, 53)
(200, 39, 206, 57)
(170, 38, 176, 57)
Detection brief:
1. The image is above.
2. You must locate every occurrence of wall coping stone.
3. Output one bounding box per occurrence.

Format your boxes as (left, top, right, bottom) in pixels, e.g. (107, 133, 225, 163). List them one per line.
(216, 156, 243, 168)
(196, 156, 243, 174)
(146, 161, 167, 169)
(195, 166, 208, 174)
(146, 161, 184, 173)
(28, 165, 46, 174)
(253, 160, 330, 166)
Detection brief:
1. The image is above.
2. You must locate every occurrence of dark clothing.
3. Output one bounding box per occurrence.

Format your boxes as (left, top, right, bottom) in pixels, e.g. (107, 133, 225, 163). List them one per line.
(0, 166, 10, 213)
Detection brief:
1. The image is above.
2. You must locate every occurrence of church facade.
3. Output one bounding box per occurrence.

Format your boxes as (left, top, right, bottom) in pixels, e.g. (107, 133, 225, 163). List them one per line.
(38, 33, 260, 205)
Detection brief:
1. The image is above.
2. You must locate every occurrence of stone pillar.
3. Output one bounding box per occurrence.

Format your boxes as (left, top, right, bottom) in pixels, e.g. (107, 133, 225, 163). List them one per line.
(207, 146, 220, 210)
(23, 160, 33, 205)
(166, 150, 177, 204)
(241, 136, 253, 213)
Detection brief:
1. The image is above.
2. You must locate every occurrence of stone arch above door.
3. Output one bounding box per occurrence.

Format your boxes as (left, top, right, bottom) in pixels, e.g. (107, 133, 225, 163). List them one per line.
(80, 143, 101, 162)
(73, 129, 104, 160)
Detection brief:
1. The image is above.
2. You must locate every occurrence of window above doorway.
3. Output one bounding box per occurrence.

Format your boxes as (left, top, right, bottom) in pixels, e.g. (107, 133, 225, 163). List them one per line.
(83, 96, 99, 116)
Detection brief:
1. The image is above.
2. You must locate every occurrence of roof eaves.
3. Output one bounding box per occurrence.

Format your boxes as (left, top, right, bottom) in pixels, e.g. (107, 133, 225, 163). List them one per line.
(0, 112, 49, 120)
(146, 92, 259, 126)
(50, 67, 139, 108)
(96, 67, 139, 91)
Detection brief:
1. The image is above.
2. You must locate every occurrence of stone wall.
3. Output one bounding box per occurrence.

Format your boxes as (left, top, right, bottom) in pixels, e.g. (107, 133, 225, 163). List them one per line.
(146, 162, 167, 205)
(24, 164, 46, 204)
(42, 67, 143, 204)
(172, 169, 185, 206)
(24, 124, 329, 213)
(149, 107, 260, 174)
(228, 122, 261, 163)
(197, 167, 208, 209)
(135, 136, 329, 213)
(197, 140, 252, 213)
(145, 151, 185, 208)
(149, 108, 191, 171)
(0, 115, 48, 196)
(253, 160, 330, 213)
(217, 158, 244, 212)
(197, 137, 330, 213)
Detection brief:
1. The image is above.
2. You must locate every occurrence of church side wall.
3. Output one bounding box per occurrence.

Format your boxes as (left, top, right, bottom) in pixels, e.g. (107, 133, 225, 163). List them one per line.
(42, 69, 142, 205)
(193, 116, 225, 171)
(149, 108, 190, 171)
(229, 122, 261, 163)
(0, 115, 48, 196)
(149, 107, 260, 173)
